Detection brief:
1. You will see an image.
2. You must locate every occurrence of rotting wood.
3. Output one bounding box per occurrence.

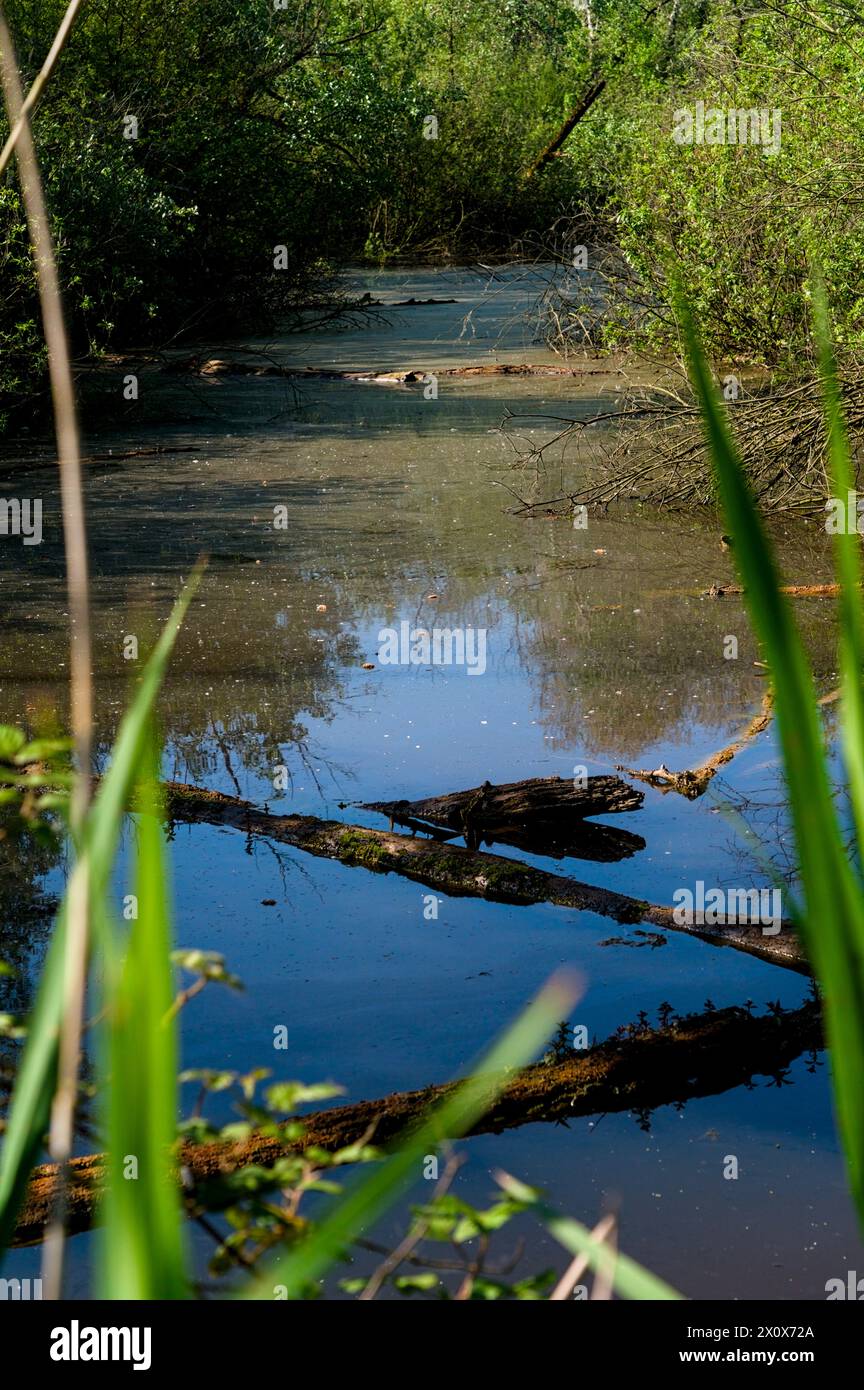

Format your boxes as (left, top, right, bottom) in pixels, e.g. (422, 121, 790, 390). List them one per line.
(83, 445, 200, 464)
(166, 359, 622, 384)
(362, 773, 643, 855)
(12, 1000, 821, 1247)
(159, 779, 805, 971)
(370, 297, 459, 307)
(616, 690, 774, 799)
(707, 583, 844, 599)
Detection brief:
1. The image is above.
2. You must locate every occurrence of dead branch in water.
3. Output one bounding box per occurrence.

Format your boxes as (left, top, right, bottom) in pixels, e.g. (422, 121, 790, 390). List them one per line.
(522, 76, 607, 181)
(11, 999, 821, 1247)
(158, 780, 805, 971)
(362, 773, 643, 858)
(707, 583, 845, 599)
(505, 370, 864, 514)
(167, 358, 620, 385)
(617, 691, 774, 799)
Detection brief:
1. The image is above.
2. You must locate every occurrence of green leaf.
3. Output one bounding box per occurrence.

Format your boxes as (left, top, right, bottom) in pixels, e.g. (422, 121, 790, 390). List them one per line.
(393, 1272, 439, 1294)
(13, 738, 74, 765)
(99, 730, 188, 1298)
(171, 948, 242, 989)
(0, 726, 25, 761)
(338, 1277, 368, 1294)
(265, 1081, 344, 1112)
(675, 275, 864, 1227)
(219, 1122, 254, 1144)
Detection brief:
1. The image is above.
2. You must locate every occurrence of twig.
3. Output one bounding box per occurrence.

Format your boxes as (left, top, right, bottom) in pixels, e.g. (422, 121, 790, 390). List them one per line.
(0, 2, 93, 1300)
(549, 1213, 616, 1300)
(358, 1152, 465, 1299)
(590, 1215, 618, 1300)
(617, 690, 774, 799)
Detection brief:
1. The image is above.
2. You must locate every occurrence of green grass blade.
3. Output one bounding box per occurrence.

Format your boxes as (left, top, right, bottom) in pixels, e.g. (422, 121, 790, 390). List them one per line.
(81, 562, 205, 889)
(675, 283, 864, 1225)
(810, 274, 864, 861)
(0, 565, 203, 1260)
(100, 731, 188, 1299)
(495, 1173, 682, 1300)
(252, 972, 579, 1299)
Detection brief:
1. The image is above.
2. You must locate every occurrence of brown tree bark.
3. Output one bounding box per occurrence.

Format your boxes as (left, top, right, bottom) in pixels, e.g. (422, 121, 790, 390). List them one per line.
(362, 772, 643, 855)
(159, 781, 805, 972)
(522, 76, 607, 180)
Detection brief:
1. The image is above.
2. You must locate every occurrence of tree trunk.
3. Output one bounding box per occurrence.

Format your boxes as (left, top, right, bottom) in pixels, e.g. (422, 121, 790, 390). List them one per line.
(158, 782, 805, 972)
(522, 76, 607, 180)
(12, 1000, 820, 1247)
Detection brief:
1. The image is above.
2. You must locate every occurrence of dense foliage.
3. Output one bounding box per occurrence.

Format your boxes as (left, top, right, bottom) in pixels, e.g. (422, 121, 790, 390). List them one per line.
(559, 0, 864, 369)
(0, 0, 588, 425)
(1, 0, 860, 424)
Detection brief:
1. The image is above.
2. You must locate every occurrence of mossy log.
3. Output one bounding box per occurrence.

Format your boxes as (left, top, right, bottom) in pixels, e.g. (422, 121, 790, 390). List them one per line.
(12, 1000, 821, 1247)
(160, 781, 805, 972)
(362, 773, 644, 855)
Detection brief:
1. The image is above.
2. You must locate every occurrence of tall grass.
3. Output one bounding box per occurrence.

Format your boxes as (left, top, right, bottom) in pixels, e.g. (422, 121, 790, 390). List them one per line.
(0, 574, 202, 1264)
(99, 732, 188, 1299)
(679, 274, 864, 1227)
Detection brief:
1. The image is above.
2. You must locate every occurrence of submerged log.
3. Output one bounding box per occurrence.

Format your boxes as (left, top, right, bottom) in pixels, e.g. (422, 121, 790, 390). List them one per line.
(12, 1000, 821, 1247)
(159, 781, 805, 972)
(169, 359, 619, 384)
(362, 774, 643, 852)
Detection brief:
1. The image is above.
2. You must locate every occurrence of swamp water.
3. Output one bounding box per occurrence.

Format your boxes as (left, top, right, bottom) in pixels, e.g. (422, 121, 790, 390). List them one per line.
(2, 264, 861, 1298)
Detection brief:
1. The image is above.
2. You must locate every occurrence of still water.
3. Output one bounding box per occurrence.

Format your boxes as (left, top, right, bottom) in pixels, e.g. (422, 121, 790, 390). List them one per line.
(2, 264, 859, 1298)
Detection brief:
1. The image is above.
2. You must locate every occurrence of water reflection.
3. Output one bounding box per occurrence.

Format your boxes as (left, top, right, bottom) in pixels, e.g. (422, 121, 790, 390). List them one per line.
(0, 264, 858, 1297)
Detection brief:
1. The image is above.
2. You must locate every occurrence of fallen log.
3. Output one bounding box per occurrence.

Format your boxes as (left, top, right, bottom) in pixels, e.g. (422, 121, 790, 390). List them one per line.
(617, 690, 774, 800)
(161, 781, 805, 971)
(707, 583, 843, 599)
(168, 359, 619, 384)
(362, 773, 643, 854)
(373, 297, 459, 307)
(12, 1000, 821, 1247)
